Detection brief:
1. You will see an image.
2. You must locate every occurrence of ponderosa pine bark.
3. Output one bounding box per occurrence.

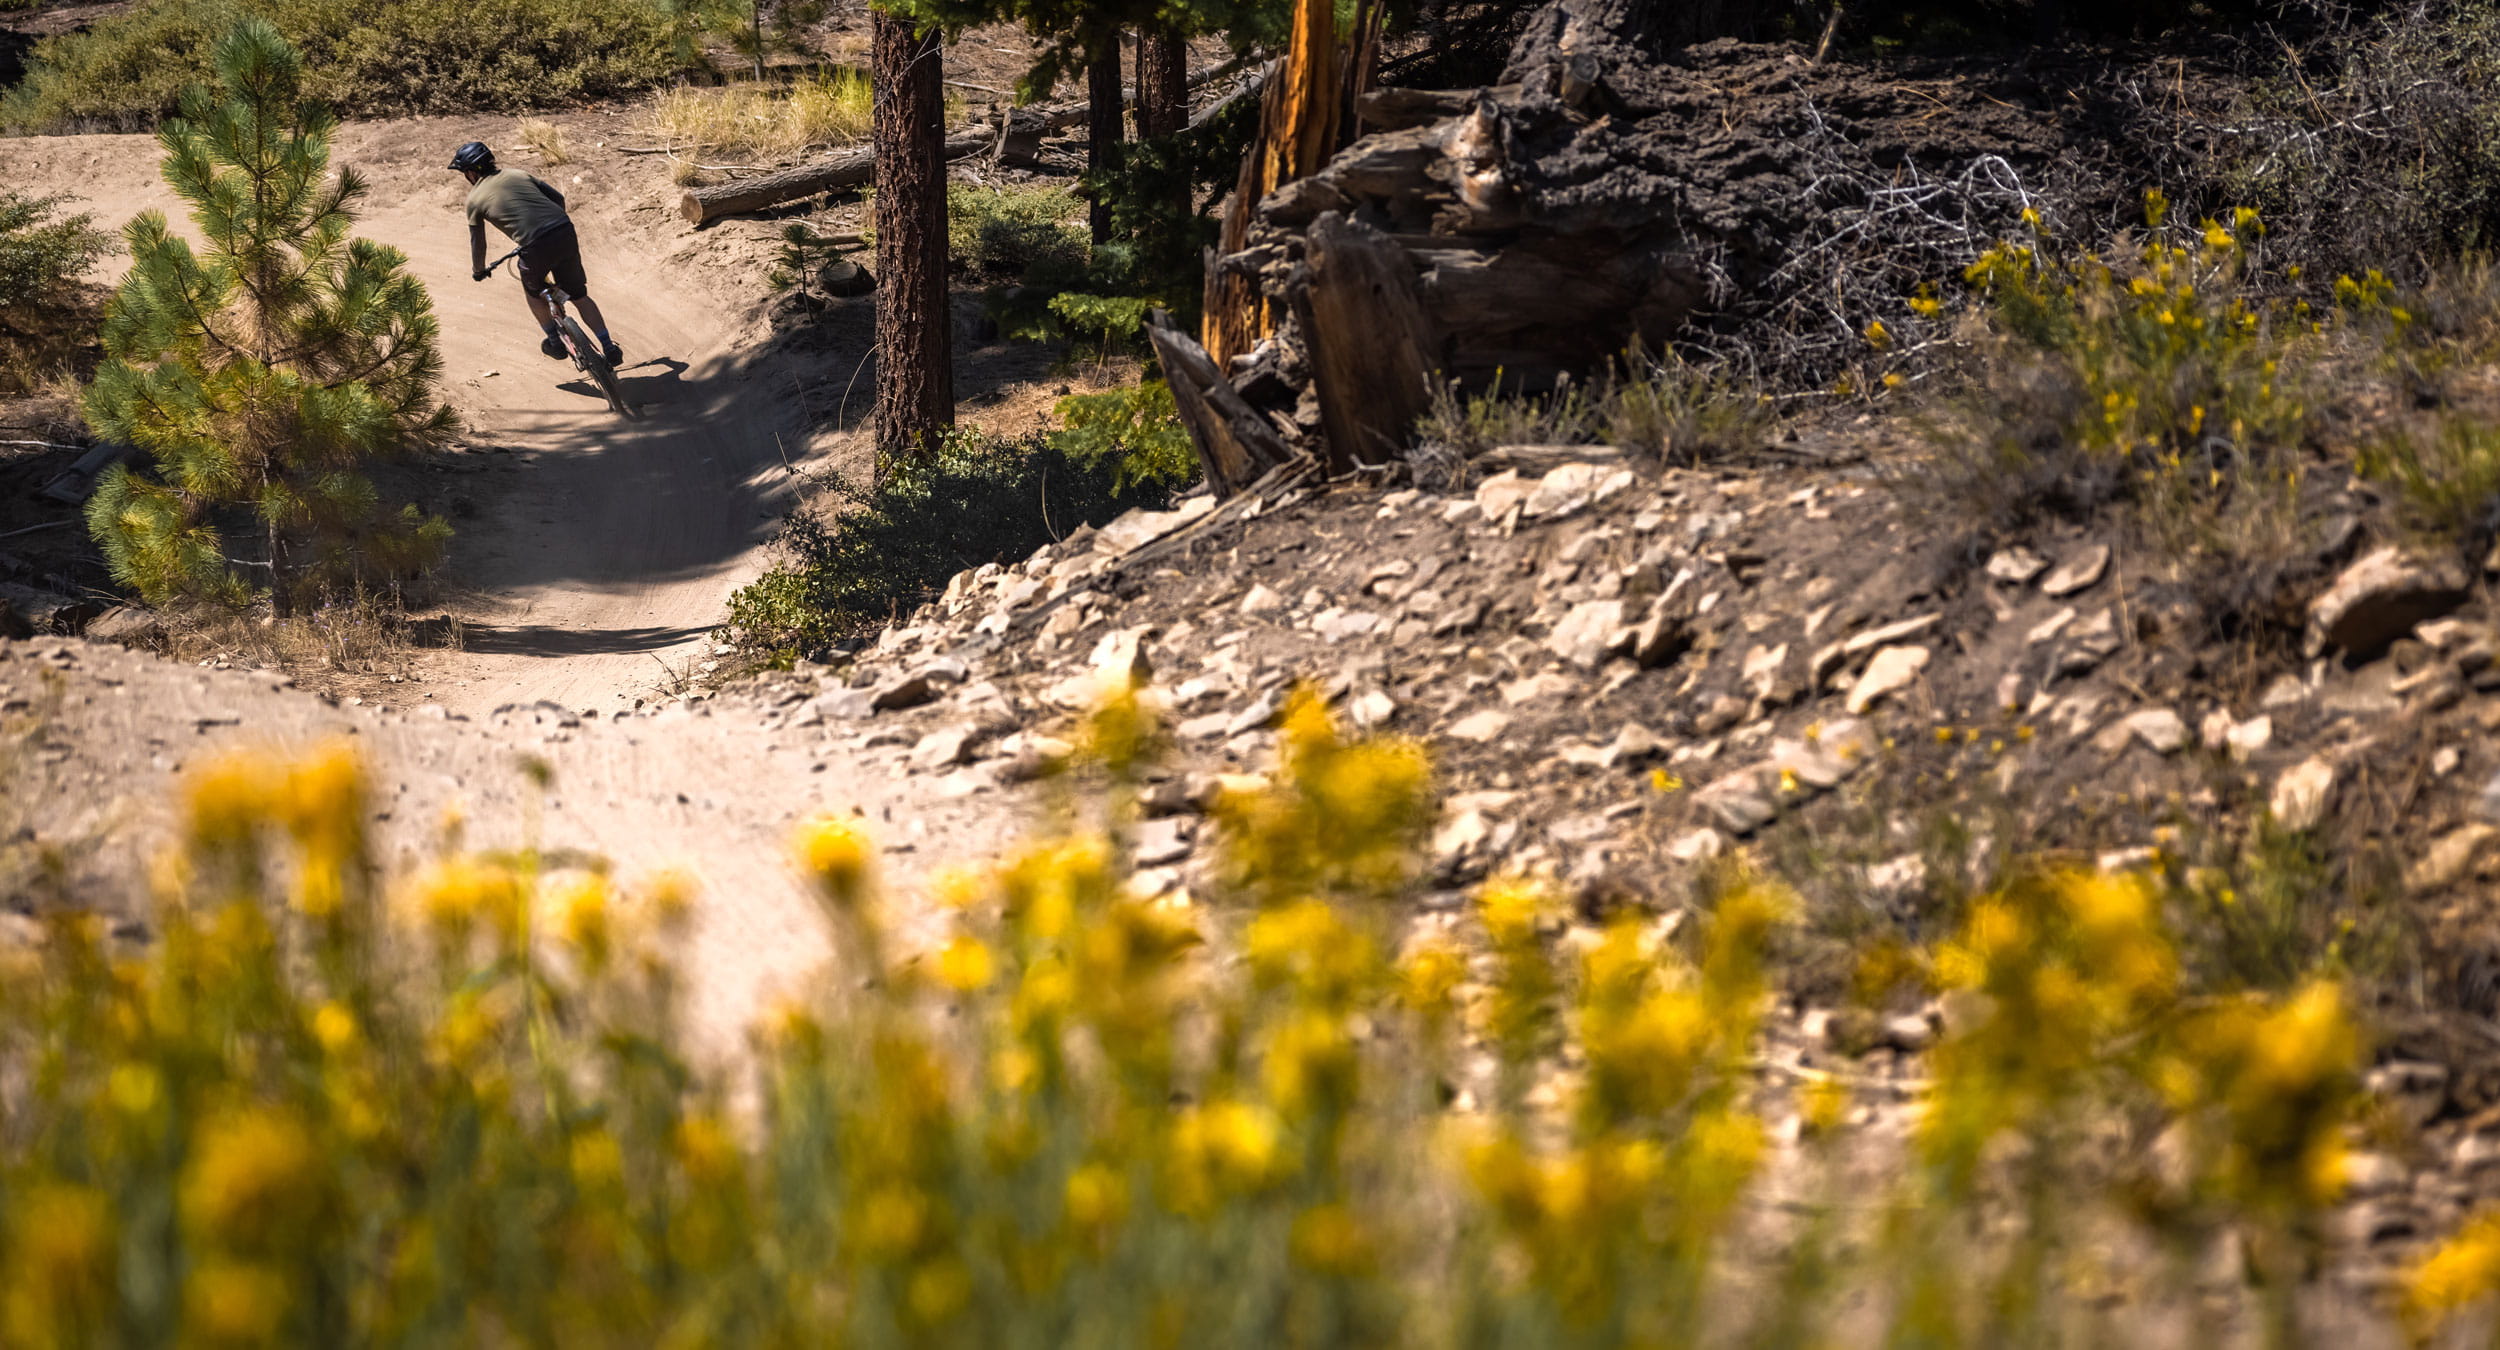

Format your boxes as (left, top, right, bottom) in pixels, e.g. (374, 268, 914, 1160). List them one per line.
(1137, 27, 1187, 139)
(1084, 24, 1123, 242)
(872, 8, 954, 461)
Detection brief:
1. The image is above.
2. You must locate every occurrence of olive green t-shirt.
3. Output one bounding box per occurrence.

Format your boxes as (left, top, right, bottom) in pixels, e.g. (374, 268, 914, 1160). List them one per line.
(464, 168, 570, 246)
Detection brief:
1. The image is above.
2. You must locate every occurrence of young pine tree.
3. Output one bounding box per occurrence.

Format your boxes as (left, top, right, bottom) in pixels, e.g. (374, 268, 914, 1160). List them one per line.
(84, 20, 454, 615)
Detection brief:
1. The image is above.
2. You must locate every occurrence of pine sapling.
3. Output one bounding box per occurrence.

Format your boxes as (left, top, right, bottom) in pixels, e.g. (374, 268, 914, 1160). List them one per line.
(83, 19, 454, 615)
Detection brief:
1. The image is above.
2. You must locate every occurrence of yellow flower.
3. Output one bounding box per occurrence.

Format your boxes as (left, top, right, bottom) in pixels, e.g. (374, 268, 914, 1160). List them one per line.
(1399, 943, 1465, 1020)
(1476, 876, 1548, 947)
(674, 1114, 741, 1187)
(544, 872, 612, 965)
(311, 1001, 358, 1054)
(1882, 371, 1905, 389)
(1063, 1162, 1128, 1232)
(1864, 319, 1893, 350)
(179, 1107, 325, 1250)
(906, 1257, 971, 1325)
(793, 813, 875, 911)
(2407, 1212, 2500, 1327)
(406, 857, 526, 941)
(1649, 768, 1682, 793)
(185, 1260, 289, 1345)
(7, 1184, 113, 1327)
(936, 934, 996, 992)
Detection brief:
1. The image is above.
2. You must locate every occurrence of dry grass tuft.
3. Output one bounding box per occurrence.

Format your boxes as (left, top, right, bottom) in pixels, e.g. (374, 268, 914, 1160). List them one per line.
(516, 118, 572, 165)
(645, 71, 871, 162)
(158, 595, 458, 696)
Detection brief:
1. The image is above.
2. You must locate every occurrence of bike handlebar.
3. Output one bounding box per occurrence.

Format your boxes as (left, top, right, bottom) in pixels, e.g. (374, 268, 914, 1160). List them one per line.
(478, 248, 521, 279)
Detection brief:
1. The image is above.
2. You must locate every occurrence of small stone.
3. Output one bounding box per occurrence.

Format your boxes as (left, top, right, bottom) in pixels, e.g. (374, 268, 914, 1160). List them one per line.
(2226, 714, 2272, 759)
(2040, 542, 2112, 597)
(1502, 672, 1578, 706)
(1845, 645, 1929, 715)
(2026, 608, 2077, 645)
(2407, 824, 2496, 893)
(2366, 1061, 2449, 1129)
(1433, 810, 1494, 865)
(1431, 599, 1486, 636)
(1627, 604, 1689, 668)
(1176, 711, 1230, 741)
(910, 724, 982, 769)
(1741, 642, 1789, 693)
(1881, 1013, 1935, 1054)
(1448, 709, 1512, 743)
(2342, 1152, 2409, 1198)
(1547, 599, 1630, 669)
(1985, 546, 2049, 585)
(1133, 817, 1197, 867)
(2306, 545, 2471, 659)
(1225, 692, 1279, 738)
(1349, 689, 1397, 729)
(1523, 463, 1608, 520)
(2106, 707, 2188, 755)
(1697, 770, 1778, 835)
(867, 673, 938, 713)
(2272, 756, 2338, 831)
(2260, 673, 2308, 709)
(1089, 630, 1153, 688)
(2434, 746, 2462, 778)
(1841, 613, 1941, 657)
(1474, 470, 1535, 520)
(1666, 827, 1726, 862)
(1240, 583, 1286, 615)
(1602, 723, 1668, 767)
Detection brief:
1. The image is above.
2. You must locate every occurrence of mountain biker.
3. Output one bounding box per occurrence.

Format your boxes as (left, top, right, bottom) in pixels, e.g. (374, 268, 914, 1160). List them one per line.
(448, 141, 623, 368)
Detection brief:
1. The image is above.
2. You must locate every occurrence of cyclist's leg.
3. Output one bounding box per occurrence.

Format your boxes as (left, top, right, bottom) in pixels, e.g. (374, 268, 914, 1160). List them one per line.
(516, 256, 567, 359)
(548, 231, 621, 366)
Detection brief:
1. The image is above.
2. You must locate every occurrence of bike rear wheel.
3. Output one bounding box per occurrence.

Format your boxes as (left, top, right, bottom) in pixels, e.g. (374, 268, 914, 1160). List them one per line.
(558, 316, 632, 417)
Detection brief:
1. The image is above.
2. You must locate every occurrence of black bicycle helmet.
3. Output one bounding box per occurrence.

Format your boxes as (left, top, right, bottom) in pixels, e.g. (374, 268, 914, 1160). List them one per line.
(447, 141, 496, 173)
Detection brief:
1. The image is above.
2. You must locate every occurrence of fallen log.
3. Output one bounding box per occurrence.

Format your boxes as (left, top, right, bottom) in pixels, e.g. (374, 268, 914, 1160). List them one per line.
(678, 128, 994, 226)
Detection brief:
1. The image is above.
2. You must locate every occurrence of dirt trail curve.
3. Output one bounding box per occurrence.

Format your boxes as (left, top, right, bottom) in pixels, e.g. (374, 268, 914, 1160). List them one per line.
(0, 120, 1033, 1053)
(3, 117, 800, 718)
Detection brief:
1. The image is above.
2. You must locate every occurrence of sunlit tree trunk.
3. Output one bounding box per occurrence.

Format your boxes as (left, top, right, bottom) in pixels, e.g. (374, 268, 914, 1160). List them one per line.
(872, 8, 954, 461)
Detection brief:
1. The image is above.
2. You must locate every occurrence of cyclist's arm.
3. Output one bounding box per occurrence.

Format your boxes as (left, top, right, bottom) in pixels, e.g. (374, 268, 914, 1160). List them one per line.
(469, 218, 487, 276)
(533, 176, 567, 211)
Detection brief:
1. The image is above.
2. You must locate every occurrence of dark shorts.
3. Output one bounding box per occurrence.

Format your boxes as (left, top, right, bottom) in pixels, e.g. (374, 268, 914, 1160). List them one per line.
(516, 222, 589, 302)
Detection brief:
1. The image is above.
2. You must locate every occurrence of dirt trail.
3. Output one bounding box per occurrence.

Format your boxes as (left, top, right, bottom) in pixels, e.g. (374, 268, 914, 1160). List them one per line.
(3, 116, 808, 716)
(0, 118, 1030, 1053)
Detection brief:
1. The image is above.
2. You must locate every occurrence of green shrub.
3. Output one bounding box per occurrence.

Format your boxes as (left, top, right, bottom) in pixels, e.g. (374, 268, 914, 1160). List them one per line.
(946, 184, 1088, 280)
(723, 429, 1170, 659)
(1051, 379, 1198, 490)
(3, 0, 681, 131)
(1914, 200, 2321, 562)
(2360, 416, 2500, 555)
(0, 191, 109, 396)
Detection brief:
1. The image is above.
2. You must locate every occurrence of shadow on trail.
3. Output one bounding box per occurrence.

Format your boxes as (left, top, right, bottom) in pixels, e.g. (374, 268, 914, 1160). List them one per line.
(443, 334, 800, 596)
(457, 623, 715, 657)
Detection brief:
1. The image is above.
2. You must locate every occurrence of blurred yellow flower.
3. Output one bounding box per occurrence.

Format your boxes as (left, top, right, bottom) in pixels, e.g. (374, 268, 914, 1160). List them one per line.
(793, 814, 875, 911)
(179, 1107, 325, 1250)
(936, 934, 996, 992)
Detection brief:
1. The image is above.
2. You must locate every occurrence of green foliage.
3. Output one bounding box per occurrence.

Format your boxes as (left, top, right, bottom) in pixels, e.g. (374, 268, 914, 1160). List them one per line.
(2360, 416, 2500, 556)
(1051, 380, 1198, 489)
(657, 0, 827, 77)
(765, 224, 850, 301)
(0, 192, 111, 396)
(82, 21, 455, 612)
(723, 429, 1169, 658)
(3, 0, 681, 131)
(2166, 819, 2404, 996)
(946, 183, 1089, 280)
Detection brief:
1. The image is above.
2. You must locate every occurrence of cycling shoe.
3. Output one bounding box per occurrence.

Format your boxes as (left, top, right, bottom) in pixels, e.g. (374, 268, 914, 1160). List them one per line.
(600, 341, 625, 368)
(539, 335, 567, 360)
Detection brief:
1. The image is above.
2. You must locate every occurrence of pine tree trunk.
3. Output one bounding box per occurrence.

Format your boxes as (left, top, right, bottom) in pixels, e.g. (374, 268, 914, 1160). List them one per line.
(1085, 25, 1124, 243)
(872, 9, 954, 462)
(1137, 28, 1188, 139)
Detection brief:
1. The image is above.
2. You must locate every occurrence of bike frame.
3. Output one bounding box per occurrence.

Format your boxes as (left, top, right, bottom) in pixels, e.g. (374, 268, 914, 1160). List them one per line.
(483, 247, 595, 366)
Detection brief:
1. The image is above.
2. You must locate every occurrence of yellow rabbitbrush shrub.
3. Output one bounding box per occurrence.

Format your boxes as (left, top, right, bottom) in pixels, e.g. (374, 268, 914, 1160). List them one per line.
(0, 695, 2410, 1348)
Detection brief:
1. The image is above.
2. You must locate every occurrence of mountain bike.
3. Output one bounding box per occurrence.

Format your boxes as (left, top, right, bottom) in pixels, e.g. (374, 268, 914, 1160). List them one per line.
(483, 247, 633, 416)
